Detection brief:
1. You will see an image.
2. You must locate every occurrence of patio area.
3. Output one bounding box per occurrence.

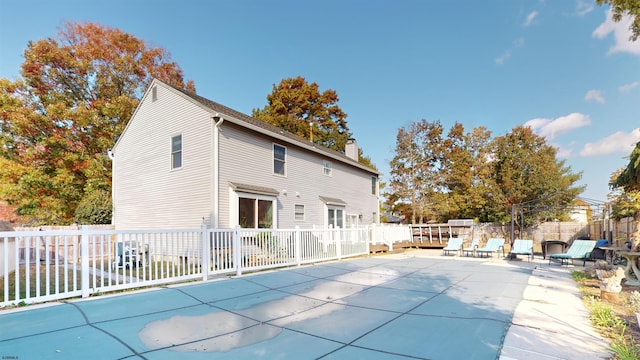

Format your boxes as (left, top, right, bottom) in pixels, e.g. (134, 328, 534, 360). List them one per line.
(0, 249, 610, 359)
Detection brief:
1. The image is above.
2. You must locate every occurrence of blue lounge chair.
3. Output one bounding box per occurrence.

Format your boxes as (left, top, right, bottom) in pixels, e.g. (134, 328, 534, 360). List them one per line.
(462, 238, 480, 257)
(442, 237, 464, 256)
(476, 238, 505, 258)
(509, 239, 534, 261)
(548, 240, 596, 266)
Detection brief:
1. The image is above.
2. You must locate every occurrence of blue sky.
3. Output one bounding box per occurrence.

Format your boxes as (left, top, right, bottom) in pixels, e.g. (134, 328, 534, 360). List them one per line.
(1, 0, 638, 203)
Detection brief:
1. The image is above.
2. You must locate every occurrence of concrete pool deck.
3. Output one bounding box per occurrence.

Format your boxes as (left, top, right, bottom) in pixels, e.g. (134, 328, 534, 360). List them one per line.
(0, 249, 611, 359)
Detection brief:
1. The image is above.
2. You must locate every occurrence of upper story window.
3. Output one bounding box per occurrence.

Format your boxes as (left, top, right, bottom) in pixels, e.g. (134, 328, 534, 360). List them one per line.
(294, 204, 305, 221)
(273, 144, 286, 176)
(171, 134, 182, 169)
(323, 160, 332, 176)
(371, 176, 377, 195)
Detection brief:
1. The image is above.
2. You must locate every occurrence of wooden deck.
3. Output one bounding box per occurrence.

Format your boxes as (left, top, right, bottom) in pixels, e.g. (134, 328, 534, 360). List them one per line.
(369, 222, 475, 253)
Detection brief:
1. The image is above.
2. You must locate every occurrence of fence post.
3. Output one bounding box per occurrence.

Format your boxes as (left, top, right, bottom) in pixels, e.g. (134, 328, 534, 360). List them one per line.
(234, 226, 242, 276)
(81, 225, 90, 298)
(201, 224, 209, 281)
(295, 226, 301, 266)
(367, 224, 373, 253)
(336, 228, 342, 260)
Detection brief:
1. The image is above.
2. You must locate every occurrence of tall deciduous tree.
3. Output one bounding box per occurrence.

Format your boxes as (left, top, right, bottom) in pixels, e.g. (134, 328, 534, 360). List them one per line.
(386, 122, 584, 225)
(386, 120, 444, 224)
(252, 76, 351, 153)
(0, 21, 194, 225)
(440, 123, 494, 221)
(489, 126, 584, 225)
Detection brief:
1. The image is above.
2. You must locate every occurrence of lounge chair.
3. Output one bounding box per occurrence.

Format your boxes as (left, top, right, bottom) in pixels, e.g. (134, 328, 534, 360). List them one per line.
(462, 238, 480, 257)
(442, 237, 464, 256)
(476, 238, 505, 258)
(548, 240, 596, 266)
(509, 239, 534, 261)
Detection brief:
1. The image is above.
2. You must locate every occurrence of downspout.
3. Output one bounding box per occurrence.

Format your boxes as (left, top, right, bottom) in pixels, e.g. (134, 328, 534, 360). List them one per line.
(107, 149, 115, 226)
(213, 113, 224, 228)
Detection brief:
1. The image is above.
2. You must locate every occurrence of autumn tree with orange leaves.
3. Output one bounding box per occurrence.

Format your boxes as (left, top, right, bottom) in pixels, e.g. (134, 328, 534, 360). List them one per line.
(0, 21, 195, 225)
(252, 76, 351, 153)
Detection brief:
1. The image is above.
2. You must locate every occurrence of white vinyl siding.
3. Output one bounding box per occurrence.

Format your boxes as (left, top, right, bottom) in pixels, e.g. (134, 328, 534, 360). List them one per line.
(217, 123, 378, 228)
(112, 83, 213, 229)
(217, 124, 278, 228)
(114, 79, 380, 230)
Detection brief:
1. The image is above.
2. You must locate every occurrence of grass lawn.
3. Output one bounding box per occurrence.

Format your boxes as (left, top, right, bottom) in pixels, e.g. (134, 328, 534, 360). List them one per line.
(0, 264, 82, 304)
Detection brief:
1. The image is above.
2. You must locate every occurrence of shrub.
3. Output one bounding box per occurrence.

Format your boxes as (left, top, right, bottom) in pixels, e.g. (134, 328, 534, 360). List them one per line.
(74, 189, 112, 224)
(588, 301, 624, 328)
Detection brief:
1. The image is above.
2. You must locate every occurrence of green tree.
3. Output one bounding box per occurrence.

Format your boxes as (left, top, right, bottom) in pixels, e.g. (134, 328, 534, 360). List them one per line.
(357, 148, 378, 171)
(252, 76, 351, 153)
(386, 122, 583, 226)
(612, 141, 640, 191)
(386, 120, 444, 224)
(74, 189, 112, 224)
(609, 141, 640, 248)
(597, 0, 640, 40)
(440, 123, 494, 222)
(0, 21, 194, 225)
(488, 126, 584, 226)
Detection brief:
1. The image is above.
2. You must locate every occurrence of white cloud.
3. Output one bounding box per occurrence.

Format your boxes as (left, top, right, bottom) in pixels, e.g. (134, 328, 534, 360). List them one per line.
(575, 0, 594, 16)
(525, 112, 592, 140)
(580, 128, 640, 156)
(554, 144, 574, 159)
(619, 81, 640, 93)
(523, 11, 538, 27)
(495, 50, 511, 65)
(584, 89, 606, 104)
(593, 9, 640, 55)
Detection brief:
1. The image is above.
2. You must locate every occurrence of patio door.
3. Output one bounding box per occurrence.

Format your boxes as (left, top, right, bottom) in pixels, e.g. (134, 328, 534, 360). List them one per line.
(238, 197, 274, 228)
(327, 207, 344, 229)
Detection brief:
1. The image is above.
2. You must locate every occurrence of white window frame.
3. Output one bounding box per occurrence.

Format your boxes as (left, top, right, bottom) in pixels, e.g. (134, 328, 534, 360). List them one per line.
(230, 190, 278, 229)
(273, 143, 286, 176)
(323, 160, 332, 176)
(171, 134, 182, 170)
(371, 176, 377, 195)
(294, 204, 305, 221)
(346, 214, 359, 228)
(326, 206, 345, 229)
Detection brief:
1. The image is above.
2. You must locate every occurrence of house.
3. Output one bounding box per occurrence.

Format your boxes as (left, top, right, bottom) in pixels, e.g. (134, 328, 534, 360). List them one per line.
(111, 79, 380, 230)
(568, 204, 589, 223)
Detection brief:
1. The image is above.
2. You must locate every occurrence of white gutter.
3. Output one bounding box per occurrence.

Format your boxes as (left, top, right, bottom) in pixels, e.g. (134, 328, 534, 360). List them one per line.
(213, 113, 224, 228)
(108, 149, 115, 226)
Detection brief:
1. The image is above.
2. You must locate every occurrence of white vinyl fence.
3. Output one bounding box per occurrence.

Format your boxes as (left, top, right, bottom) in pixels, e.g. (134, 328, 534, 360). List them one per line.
(1, 224, 406, 308)
(369, 223, 413, 251)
